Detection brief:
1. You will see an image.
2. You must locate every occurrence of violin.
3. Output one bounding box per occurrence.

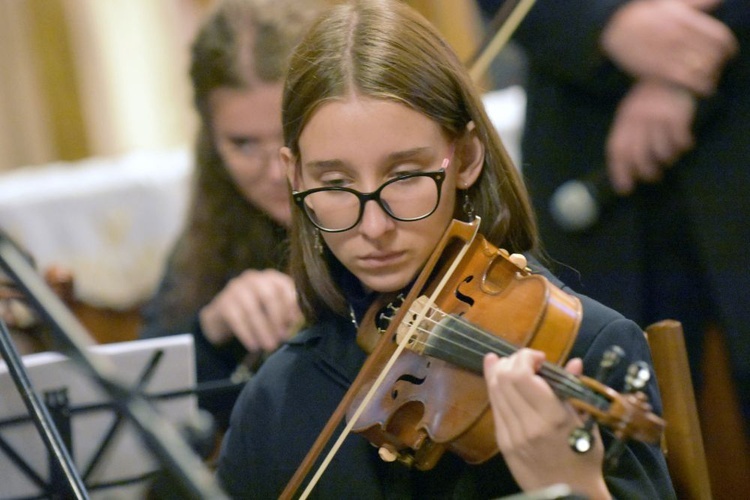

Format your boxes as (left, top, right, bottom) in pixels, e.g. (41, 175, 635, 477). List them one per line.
(282, 218, 665, 498)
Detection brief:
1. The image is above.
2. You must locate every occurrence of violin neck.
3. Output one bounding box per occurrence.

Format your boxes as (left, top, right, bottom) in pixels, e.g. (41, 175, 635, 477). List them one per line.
(417, 314, 606, 408)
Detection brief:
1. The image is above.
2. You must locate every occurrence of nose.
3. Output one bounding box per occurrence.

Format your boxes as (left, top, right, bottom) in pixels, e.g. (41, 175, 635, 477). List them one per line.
(266, 147, 286, 181)
(357, 198, 395, 238)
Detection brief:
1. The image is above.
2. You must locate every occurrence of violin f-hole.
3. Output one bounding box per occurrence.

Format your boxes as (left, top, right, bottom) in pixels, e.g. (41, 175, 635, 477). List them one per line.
(391, 359, 431, 399)
(455, 275, 475, 307)
(392, 373, 428, 398)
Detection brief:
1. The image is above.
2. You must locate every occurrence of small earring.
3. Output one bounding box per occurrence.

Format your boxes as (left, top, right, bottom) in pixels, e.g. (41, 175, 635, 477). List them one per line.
(314, 228, 324, 255)
(462, 189, 476, 221)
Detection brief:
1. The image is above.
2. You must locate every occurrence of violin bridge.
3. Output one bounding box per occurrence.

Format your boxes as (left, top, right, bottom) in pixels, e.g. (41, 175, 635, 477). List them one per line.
(395, 296, 444, 355)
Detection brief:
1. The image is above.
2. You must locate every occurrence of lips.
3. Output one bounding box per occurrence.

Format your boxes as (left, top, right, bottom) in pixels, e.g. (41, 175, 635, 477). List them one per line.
(358, 250, 406, 268)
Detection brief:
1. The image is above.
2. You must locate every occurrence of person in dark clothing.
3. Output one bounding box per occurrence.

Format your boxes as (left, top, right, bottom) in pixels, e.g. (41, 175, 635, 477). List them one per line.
(215, 1, 675, 498)
(512, 0, 750, 440)
(139, 0, 323, 428)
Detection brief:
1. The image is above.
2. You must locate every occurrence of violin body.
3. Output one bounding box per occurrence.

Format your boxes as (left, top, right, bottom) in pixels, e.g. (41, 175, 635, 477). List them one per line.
(350, 218, 582, 469)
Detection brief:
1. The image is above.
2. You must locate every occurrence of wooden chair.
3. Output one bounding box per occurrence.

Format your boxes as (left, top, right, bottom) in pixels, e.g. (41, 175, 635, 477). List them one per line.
(646, 319, 712, 500)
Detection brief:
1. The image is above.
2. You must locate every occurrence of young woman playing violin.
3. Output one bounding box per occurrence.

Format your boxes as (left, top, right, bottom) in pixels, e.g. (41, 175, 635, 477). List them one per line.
(215, 1, 675, 498)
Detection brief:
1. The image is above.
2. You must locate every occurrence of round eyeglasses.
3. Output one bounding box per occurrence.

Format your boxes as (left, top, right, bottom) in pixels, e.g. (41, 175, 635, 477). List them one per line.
(292, 169, 446, 233)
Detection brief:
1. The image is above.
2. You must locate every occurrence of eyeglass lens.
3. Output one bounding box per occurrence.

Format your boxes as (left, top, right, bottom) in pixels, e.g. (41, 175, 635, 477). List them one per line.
(301, 173, 441, 232)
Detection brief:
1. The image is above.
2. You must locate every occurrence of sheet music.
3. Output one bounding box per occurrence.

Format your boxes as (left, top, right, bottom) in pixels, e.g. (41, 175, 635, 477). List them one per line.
(0, 334, 197, 499)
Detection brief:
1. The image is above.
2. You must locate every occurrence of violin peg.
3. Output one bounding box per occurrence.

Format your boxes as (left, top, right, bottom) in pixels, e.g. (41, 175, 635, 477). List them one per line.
(624, 361, 651, 392)
(595, 345, 625, 383)
(568, 425, 595, 454)
(508, 253, 527, 269)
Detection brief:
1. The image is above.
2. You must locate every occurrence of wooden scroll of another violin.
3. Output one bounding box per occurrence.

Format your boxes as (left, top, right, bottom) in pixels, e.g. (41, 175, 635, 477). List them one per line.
(280, 217, 666, 499)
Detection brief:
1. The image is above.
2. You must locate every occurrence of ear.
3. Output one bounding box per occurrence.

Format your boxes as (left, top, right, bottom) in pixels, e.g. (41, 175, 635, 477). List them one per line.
(281, 147, 299, 189)
(456, 121, 484, 190)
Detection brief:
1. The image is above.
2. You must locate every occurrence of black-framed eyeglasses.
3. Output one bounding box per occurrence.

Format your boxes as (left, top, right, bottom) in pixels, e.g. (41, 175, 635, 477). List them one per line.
(292, 169, 446, 233)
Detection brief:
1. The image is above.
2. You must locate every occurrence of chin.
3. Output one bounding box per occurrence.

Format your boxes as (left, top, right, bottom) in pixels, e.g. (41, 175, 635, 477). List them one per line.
(359, 272, 413, 295)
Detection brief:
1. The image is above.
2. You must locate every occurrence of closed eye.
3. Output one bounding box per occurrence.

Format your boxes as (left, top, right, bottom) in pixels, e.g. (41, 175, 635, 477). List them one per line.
(228, 136, 261, 151)
(320, 177, 350, 188)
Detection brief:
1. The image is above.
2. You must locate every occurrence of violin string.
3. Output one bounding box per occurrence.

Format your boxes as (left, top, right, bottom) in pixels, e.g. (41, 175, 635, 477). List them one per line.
(407, 312, 595, 402)
(418, 310, 597, 402)
(398, 303, 600, 404)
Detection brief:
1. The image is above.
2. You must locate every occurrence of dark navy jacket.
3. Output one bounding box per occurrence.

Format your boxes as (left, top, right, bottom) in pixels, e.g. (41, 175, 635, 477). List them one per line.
(216, 264, 675, 499)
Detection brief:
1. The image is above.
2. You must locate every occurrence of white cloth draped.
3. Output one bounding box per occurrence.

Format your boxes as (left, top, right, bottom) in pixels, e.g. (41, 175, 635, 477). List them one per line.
(0, 147, 192, 309)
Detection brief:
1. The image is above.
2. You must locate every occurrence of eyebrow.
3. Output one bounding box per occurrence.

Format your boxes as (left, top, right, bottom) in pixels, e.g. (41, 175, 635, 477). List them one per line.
(303, 146, 434, 171)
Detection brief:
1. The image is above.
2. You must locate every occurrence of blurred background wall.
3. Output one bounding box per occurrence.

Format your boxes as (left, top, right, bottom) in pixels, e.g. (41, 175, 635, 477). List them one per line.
(0, 0, 490, 173)
(0, 0, 208, 172)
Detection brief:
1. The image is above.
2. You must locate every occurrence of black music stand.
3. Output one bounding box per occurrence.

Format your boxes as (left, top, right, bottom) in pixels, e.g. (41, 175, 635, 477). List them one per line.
(0, 334, 197, 499)
(0, 228, 227, 499)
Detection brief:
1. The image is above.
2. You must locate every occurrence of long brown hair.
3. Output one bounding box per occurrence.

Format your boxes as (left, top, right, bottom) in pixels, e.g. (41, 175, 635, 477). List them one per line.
(161, 0, 323, 323)
(283, 0, 539, 323)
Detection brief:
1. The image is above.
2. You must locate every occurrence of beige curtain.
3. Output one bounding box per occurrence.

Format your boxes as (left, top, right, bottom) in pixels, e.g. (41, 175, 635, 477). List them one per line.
(0, 1, 58, 171)
(0, 0, 207, 172)
(62, 0, 203, 159)
(407, 0, 485, 64)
